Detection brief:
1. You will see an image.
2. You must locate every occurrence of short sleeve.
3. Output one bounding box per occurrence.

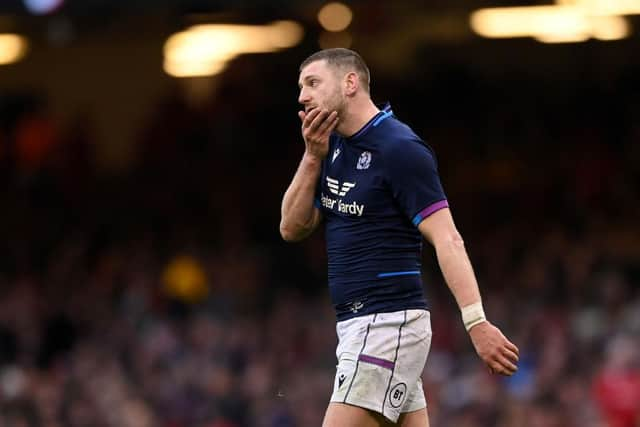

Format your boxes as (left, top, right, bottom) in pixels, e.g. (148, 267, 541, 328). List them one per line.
(385, 138, 448, 226)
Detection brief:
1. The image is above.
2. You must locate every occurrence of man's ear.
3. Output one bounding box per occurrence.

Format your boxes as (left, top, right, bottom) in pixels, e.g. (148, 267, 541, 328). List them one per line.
(344, 71, 359, 97)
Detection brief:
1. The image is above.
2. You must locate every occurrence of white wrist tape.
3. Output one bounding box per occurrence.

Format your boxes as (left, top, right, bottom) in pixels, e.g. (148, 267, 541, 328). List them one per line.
(461, 302, 486, 331)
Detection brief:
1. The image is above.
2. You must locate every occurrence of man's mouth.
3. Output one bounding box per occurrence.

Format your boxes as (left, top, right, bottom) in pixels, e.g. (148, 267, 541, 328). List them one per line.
(305, 106, 317, 114)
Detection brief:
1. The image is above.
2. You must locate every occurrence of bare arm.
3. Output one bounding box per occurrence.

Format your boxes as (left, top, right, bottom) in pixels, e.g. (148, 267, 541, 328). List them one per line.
(418, 208, 481, 308)
(280, 109, 338, 242)
(419, 207, 520, 375)
(280, 154, 323, 242)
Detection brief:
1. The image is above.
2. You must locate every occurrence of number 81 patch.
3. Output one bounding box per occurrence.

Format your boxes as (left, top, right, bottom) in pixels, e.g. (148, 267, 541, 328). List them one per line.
(388, 383, 408, 408)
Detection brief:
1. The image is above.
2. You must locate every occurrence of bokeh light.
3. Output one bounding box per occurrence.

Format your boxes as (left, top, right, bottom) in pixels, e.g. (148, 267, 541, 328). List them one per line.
(0, 34, 28, 65)
(317, 2, 353, 32)
(23, 0, 63, 15)
(590, 15, 630, 39)
(163, 22, 304, 78)
(267, 20, 305, 48)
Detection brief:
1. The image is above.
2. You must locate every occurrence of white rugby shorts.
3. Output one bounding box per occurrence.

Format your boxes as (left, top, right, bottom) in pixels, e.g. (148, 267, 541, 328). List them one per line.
(330, 309, 432, 423)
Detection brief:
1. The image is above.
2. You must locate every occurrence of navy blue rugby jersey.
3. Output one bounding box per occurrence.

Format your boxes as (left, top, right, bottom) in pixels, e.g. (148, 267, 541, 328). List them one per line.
(314, 104, 449, 321)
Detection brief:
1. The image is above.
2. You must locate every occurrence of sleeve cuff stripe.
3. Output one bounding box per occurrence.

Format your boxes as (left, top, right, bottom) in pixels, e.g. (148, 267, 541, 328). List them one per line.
(412, 199, 449, 226)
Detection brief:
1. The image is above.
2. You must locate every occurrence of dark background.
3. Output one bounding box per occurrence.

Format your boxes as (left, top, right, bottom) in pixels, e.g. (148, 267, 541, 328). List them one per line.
(0, 1, 639, 426)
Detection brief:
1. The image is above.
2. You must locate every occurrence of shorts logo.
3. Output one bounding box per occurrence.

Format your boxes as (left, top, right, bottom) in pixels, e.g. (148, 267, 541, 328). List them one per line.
(338, 373, 347, 388)
(357, 151, 371, 170)
(388, 383, 407, 408)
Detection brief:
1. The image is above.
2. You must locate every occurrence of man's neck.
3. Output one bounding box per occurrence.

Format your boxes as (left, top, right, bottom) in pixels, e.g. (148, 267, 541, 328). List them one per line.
(337, 98, 380, 138)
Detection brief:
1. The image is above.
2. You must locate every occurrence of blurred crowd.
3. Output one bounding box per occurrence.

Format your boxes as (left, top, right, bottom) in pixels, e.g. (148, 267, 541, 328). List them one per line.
(0, 59, 639, 427)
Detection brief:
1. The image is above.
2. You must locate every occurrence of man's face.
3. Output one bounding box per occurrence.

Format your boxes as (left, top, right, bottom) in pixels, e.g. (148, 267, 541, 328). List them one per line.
(298, 60, 345, 115)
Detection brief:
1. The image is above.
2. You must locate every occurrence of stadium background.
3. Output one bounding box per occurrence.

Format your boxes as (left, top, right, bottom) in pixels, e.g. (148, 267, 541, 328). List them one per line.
(0, 0, 639, 426)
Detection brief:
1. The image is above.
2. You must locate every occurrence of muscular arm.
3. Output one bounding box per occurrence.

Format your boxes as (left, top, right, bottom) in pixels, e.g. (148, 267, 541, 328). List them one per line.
(419, 207, 520, 375)
(279, 154, 323, 242)
(280, 108, 338, 242)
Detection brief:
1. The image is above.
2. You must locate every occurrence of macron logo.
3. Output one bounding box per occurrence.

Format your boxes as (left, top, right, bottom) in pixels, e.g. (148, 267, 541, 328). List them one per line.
(332, 147, 341, 163)
(327, 176, 355, 196)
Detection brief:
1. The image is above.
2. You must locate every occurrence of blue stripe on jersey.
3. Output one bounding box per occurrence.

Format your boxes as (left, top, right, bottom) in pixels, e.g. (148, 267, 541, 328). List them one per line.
(372, 110, 393, 127)
(350, 106, 393, 139)
(376, 270, 421, 278)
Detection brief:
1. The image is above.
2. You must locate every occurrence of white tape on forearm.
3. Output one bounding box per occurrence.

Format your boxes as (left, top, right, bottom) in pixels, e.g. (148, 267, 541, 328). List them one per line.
(461, 301, 486, 331)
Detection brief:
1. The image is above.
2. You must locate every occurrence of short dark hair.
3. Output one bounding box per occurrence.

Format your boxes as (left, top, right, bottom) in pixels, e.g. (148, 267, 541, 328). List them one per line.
(300, 48, 371, 93)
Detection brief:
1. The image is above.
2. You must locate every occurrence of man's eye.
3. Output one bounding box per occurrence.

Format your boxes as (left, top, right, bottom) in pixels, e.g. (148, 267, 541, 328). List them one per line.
(310, 80, 318, 86)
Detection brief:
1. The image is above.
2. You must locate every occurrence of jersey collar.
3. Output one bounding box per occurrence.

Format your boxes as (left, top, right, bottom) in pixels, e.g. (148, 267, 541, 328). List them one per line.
(347, 102, 393, 140)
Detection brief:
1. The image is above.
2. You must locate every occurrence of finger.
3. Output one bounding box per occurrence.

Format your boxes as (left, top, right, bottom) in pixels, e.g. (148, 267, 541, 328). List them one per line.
(501, 346, 519, 364)
(494, 355, 518, 375)
(488, 362, 504, 375)
(317, 111, 338, 133)
(327, 114, 339, 133)
(319, 115, 339, 139)
(303, 108, 321, 128)
(309, 110, 330, 131)
(498, 367, 517, 376)
(298, 111, 306, 122)
(505, 341, 520, 357)
(488, 363, 510, 376)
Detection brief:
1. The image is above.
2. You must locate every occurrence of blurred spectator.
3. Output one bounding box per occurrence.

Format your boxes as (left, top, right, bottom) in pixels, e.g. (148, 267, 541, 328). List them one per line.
(0, 60, 638, 427)
(593, 335, 640, 427)
(14, 98, 59, 178)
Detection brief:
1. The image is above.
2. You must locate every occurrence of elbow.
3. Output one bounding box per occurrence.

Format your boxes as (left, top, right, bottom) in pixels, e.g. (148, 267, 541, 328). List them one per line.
(280, 210, 318, 242)
(434, 230, 465, 250)
(279, 222, 304, 242)
(450, 231, 465, 246)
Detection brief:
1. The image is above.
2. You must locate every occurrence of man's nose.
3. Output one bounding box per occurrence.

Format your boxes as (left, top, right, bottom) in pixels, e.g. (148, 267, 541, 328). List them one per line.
(298, 88, 310, 105)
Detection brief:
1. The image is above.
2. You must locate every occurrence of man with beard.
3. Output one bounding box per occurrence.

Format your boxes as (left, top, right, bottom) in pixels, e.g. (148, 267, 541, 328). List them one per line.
(280, 48, 519, 427)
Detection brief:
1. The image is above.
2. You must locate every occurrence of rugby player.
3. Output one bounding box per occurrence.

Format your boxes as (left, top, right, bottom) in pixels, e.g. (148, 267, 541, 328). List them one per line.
(280, 48, 519, 427)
